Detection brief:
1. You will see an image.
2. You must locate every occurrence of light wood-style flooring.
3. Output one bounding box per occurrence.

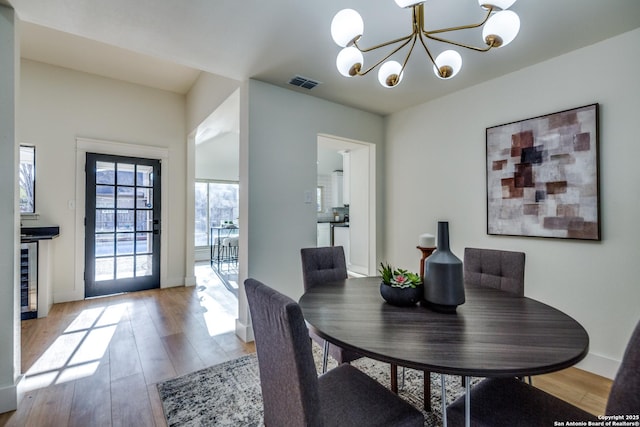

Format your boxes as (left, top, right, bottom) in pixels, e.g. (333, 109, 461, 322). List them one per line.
(1, 264, 253, 427)
(1, 264, 612, 426)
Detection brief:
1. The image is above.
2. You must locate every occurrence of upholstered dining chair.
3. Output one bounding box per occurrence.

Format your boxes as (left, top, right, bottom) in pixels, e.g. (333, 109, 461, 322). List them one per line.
(463, 247, 526, 296)
(244, 278, 424, 427)
(462, 247, 527, 386)
(302, 246, 430, 411)
(446, 318, 640, 426)
(300, 246, 363, 373)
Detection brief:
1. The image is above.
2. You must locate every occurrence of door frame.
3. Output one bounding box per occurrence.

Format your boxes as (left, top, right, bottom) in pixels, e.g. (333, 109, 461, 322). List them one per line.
(84, 152, 162, 298)
(71, 137, 169, 302)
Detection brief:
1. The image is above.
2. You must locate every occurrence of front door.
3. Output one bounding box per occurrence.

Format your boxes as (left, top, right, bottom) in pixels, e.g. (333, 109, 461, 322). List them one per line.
(84, 153, 161, 298)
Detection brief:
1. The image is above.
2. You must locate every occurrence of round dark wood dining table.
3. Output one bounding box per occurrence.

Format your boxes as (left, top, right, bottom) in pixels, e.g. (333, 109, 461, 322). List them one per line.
(299, 276, 590, 426)
(298, 276, 589, 378)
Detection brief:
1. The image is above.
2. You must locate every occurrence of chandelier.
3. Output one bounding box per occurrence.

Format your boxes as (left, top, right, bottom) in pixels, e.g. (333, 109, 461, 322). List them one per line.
(330, 0, 520, 88)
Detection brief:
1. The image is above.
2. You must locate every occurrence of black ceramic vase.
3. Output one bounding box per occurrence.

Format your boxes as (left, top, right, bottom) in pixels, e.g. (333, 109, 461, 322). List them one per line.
(380, 282, 423, 307)
(423, 221, 465, 313)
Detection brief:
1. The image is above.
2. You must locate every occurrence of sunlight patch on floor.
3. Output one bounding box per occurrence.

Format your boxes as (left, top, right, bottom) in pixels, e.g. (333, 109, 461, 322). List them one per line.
(22, 303, 125, 392)
(194, 262, 238, 337)
(198, 292, 235, 336)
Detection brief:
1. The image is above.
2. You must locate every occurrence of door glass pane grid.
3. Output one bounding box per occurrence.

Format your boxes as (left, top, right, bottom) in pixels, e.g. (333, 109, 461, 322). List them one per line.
(137, 165, 154, 187)
(117, 187, 135, 209)
(116, 256, 134, 279)
(116, 210, 135, 232)
(96, 161, 115, 185)
(117, 163, 135, 186)
(136, 233, 153, 254)
(136, 188, 153, 208)
(96, 186, 114, 208)
(136, 210, 153, 231)
(95, 258, 114, 282)
(94, 161, 155, 281)
(136, 255, 152, 277)
(116, 233, 134, 255)
(95, 234, 115, 257)
(96, 210, 115, 232)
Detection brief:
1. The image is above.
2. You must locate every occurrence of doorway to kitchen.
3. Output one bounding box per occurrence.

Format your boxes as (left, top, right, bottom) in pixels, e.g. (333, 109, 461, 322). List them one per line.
(84, 153, 161, 298)
(317, 134, 376, 276)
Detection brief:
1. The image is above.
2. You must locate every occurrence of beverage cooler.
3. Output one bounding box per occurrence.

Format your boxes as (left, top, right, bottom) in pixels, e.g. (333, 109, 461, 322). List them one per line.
(20, 242, 38, 320)
(20, 223, 60, 319)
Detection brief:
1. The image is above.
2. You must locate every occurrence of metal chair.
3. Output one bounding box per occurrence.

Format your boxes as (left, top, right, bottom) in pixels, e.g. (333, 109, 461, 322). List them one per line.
(222, 236, 239, 264)
(245, 278, 424, 427)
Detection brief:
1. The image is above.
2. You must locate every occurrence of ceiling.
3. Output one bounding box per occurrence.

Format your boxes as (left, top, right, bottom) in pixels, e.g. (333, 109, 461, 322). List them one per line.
(7, 0, 640, 116)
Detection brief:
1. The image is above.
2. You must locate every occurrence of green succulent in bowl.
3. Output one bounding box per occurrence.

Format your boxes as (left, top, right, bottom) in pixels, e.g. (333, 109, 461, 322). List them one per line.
(379, 262, 422, 289)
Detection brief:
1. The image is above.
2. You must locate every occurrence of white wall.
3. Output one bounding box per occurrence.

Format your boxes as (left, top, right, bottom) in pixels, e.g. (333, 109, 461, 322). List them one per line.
(385, 28, 640, 379)
(195, 132, 239, 181)
(185, 72, 240, 135)
(0, 5, 21, 413)
(236, 80, 385, 339)
(19, 60, 188, 301)
(245, 80, 385, 296)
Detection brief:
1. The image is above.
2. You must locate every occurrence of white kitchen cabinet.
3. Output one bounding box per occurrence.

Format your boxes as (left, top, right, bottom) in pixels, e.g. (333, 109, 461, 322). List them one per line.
(342, 151, 350, 206)
(333, 226, 350, 267)
(317, 222, 331, 247)
(331, 170, 343, 207)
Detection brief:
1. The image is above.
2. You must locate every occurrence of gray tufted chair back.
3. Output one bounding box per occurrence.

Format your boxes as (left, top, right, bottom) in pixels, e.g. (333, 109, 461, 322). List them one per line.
(464, 247, 525, 296)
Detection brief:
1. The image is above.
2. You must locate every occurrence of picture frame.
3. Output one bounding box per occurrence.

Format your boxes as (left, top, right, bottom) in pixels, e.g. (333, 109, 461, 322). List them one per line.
(486, 103, 600, 240)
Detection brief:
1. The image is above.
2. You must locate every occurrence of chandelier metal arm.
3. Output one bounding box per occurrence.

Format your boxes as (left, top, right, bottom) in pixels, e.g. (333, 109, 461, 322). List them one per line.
(352, 4, 420, 55)
(353, 36, 415, 76)
(386, 3, 424, 79)
(424, 32, 494, 52)
(419, 4, 495, 52)
(353, 33, 413, 53)
(417, 32, 438, 69)
(398, 34, 419, 77)
(421, 6, 493, 36)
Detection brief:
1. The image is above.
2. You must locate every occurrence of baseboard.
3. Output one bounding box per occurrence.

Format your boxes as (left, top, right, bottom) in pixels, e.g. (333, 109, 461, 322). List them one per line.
(575, 352, 620, 380)
(53, 289, 84, 304)
(54, 278, 189, 304)
(162, 277, 188, 288)
(0, 375, 23, 414)
(235, 318, 254, 343)
(347, 264, 369, 276)
(194, 248, 210, 262)
(347, 270, 367, 278)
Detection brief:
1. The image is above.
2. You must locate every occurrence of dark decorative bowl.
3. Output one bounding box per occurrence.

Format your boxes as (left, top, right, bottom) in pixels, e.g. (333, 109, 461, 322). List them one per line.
(379, 282, 424, 307)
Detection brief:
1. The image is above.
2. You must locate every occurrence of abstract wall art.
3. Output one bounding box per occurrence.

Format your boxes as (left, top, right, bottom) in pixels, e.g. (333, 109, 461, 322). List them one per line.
(486, 104, 600, 240)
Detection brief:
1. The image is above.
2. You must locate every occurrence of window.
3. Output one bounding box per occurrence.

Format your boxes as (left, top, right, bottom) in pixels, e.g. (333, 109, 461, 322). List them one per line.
(195, 181, 239, 247)
(19, 145, 36, 213)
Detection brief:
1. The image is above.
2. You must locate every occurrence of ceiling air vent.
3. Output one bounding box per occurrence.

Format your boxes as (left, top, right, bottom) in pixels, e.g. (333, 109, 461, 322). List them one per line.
(288, 75, 321, 90)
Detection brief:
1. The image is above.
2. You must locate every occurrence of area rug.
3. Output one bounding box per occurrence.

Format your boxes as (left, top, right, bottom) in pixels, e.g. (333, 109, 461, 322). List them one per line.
(158, 344, 477, 427)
